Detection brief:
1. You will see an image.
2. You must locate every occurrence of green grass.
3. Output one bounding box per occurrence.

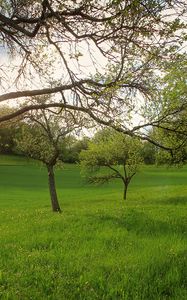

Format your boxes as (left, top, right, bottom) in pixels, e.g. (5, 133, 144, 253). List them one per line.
(0, 155, 187, 299)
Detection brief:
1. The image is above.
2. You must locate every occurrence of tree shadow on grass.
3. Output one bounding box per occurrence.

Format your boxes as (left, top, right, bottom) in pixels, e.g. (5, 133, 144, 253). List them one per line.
(89, 209, 187, 237)
(157, 196, 187, 206)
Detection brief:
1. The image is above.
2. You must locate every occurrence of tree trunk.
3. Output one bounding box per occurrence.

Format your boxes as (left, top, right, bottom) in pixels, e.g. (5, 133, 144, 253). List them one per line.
(123, 183, 128, 200)
(47, 164, 61, 212)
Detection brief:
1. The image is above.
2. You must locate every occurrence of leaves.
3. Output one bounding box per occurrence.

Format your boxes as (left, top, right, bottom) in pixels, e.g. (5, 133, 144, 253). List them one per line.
(80, 128, 143, 184)
(15, 99, 83, 165)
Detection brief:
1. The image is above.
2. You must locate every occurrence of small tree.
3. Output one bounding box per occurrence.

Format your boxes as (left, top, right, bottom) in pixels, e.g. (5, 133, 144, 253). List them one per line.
(80, 129, 142, 200)
(16, 107, 82, 212)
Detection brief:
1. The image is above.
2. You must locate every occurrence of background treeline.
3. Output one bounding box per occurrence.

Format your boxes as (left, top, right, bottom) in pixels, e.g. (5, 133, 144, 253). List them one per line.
(0, 120, 186, 165)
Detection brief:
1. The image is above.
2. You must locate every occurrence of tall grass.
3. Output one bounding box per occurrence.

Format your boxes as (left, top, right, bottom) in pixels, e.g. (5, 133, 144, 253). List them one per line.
(0, 156, 186, 299)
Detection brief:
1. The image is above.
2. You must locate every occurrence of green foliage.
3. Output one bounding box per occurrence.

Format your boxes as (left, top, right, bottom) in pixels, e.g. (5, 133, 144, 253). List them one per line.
(0, 126, 16, 154)
(141, 141, 156, 164)
(0, 155, 187, 299)
(15, 107, 79, 166)
(61, 136, 89, 163)
(155, 134, 187, 166)
(80, 128, 143, 199)
(16, 123, 57, 163)
(0, 106, 21, 154)
(21, 127, 54, 163)
(161, 55, 187, 112)
(80, 128, 143, 181)
(152, 55, 187, 165)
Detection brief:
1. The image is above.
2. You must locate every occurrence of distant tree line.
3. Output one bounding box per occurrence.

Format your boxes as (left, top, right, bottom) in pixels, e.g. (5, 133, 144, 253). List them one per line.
(0, 112, 186, 166)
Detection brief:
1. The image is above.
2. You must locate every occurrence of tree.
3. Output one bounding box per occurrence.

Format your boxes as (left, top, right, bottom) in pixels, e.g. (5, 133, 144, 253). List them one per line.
(80, 129, 142, 200)
(0, 1, 186, 151)
(16, 104, 83, 212)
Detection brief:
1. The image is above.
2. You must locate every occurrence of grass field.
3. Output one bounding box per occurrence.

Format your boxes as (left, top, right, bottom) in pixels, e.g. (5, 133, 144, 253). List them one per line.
(0, 155, 187, 299)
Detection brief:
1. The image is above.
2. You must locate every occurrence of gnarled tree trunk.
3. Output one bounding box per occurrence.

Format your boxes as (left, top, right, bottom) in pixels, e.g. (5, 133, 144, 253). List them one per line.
(47, 164, 61, 212)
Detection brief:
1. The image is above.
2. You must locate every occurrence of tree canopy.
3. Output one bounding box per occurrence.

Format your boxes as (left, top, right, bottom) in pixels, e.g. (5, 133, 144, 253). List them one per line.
(16, 103, 84, 212)
(0, 0, 186, 150)
(80, 128, 143, 199)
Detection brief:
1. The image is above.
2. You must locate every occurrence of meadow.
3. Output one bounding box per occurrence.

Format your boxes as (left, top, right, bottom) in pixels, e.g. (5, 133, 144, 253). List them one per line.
(0, 155, 186, 300)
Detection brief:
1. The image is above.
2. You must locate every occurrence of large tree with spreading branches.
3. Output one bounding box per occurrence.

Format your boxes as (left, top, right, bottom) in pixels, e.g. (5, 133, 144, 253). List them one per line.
(0, 0, 187, 151)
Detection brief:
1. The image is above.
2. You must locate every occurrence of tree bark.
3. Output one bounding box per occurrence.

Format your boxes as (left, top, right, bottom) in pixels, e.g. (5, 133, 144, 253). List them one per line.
(47, 164, 61, 212)
(123, 183, 128, 200)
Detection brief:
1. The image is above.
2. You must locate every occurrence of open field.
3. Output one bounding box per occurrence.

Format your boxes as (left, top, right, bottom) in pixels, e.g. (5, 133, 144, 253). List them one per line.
(0, 155, 187, 299)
